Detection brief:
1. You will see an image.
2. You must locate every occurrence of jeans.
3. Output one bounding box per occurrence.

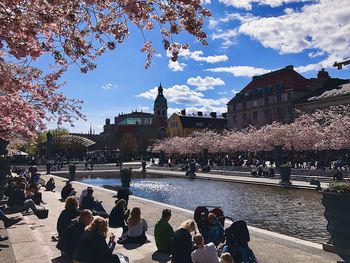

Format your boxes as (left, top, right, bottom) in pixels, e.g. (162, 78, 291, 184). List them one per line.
(23, 199, 38, 213)
(0, 208, 9, 221)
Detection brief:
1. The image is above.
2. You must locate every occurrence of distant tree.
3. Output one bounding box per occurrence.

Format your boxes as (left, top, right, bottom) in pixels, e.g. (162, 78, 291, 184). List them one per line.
(0, 0, 211, 146)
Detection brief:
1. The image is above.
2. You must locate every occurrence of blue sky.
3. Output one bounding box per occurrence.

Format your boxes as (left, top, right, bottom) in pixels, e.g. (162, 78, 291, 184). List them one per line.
(52, 0, 350, 133)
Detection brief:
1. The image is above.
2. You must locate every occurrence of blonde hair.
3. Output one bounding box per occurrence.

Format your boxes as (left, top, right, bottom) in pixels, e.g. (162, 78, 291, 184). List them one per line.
(127, 207, 142, 228)
(85, 216, 108, 238)
(65, 196, 78, 209)
(179, 219, 198, 233)
(220, 253, 233, 263)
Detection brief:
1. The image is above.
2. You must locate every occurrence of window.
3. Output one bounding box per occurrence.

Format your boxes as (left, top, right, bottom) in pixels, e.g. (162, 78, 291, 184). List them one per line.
(277, 94, 282, 103)
(288, 106, 293, 119)
(232, 105, 237, 112)
(253, 100, 258, 107)
(264, 109, 270, 119)
(162, 110, 165, 116)
(232, 115, 237, 124)
(243, 113, 247, 123)
(264, 96, 269, 107)
(253, 111, 258, 123)
(196, 122, 203, 127)
(157, 110, 160, 115)
(243, 102, 247, 110)
(287, 92, 292, 102)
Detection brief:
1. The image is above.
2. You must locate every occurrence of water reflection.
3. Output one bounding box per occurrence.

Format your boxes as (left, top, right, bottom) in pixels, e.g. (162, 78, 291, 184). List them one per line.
(80, 177, 328, 243)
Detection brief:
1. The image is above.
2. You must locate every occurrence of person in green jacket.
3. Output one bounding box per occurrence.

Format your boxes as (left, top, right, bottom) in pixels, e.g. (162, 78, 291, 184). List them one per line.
(154, 209, 174, 253)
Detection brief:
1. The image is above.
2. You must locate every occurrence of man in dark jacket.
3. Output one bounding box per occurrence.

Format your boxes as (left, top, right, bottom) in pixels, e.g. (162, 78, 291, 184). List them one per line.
(56, 210, 93, 257)
(154, 209, 174, 253)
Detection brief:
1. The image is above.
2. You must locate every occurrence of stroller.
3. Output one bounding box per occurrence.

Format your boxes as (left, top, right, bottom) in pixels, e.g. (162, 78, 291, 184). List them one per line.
(194, 206, 258, 263)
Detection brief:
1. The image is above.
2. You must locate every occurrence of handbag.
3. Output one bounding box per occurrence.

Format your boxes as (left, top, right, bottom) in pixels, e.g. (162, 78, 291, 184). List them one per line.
(35, 205, 49, 219)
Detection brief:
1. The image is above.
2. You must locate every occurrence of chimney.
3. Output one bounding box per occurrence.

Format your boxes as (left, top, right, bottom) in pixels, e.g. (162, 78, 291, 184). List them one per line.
(197, 111, 203, 117)
(317, 68, 330, 80)
(210, 112, 217, 118)
(222, 113, 227, 118)
(105, 118, 110, 125)
(286, 65, 294, 70)
(181, 109, 186, 116)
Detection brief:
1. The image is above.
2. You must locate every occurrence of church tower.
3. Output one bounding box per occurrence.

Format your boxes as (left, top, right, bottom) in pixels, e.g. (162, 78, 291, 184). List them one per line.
(153, 83, 168, 139)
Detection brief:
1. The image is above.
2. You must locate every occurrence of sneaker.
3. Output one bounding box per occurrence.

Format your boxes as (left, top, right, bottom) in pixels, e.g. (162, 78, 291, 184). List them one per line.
(21, 210, 33, 216)
(4, 218, 22, 228)
(0, 235, 9, 241)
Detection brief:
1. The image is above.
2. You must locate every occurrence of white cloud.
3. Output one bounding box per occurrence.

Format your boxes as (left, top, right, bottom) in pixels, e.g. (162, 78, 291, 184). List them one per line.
(218, 0, 311, 10)
(187, 76, 225, 91)
(166, 47, 228, 64)
(237, 0, 350, 71)
(168, 60, 186, 71)
(101, 83, 118, 90)
(308, 50, 325, 58)
(206, 66, 271, 77)
(169, 105, 227, 116)
(138, 85, 228, 110)
(155, 53, 162, 58)
(190, 51, 229, 63)
(211, 29, 239, 48)
(138, 106, 149, 111)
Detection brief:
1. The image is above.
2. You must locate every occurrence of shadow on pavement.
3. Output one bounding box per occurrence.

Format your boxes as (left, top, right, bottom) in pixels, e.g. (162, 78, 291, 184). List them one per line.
(151, 251, 171, 263)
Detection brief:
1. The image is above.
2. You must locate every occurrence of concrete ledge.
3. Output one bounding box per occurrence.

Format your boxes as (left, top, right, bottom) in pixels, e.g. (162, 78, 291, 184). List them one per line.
(323, 243, 350, 257)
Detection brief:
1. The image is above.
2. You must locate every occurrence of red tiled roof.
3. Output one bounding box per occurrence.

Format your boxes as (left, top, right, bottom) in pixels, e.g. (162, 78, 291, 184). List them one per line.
(241, 66, 309, 93)
(228, 66, 310, 105)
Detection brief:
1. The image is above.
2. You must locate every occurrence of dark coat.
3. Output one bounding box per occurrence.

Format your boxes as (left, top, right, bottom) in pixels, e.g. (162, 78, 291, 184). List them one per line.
(61, 185, 72, 200)
(45, 181, 55, 191)
(8, 189, 25, 208)
(73, 230, 116, 263)
(172, 228, 193, 263)
(109, 206, 127, 228)
(57, 220, 85, 257)
(81, 195, 95, 211)
(57, 208, 80, 237)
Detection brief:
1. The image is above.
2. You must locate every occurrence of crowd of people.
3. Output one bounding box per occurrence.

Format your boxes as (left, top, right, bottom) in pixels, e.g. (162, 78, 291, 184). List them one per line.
(1, 166, 257, 263)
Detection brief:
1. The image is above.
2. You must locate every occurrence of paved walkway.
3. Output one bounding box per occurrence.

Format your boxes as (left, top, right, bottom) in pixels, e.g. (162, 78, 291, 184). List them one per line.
(1, 173, 340, 263)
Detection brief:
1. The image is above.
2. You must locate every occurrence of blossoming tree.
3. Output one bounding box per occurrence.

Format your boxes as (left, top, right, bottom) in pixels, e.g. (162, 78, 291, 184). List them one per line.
(0, 0, 211, 146)
(152, 105, 350, 159)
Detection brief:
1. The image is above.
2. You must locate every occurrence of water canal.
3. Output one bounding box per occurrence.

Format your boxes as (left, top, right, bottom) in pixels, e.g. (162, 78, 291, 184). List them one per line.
(79, 175, 328, 243)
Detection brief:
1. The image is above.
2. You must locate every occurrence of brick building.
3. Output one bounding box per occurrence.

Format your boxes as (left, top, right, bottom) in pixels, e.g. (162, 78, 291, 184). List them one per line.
(227, 65, 310, 129)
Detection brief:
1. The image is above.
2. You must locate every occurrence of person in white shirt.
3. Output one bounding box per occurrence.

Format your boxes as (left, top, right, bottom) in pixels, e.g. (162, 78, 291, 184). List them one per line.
(191, 234, 220, 263)
(117, 207, 148, 244)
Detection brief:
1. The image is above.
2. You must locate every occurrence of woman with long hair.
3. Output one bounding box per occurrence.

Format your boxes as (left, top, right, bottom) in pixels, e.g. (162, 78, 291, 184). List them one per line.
(117, 207, 148, 244)
(56, 196, 80, 237)
(73, 216, 120, 263)
(172, 219, 198, 263)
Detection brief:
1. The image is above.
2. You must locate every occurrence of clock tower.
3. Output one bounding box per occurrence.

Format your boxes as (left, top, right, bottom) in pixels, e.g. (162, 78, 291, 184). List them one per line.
(153, 83, 168, 139)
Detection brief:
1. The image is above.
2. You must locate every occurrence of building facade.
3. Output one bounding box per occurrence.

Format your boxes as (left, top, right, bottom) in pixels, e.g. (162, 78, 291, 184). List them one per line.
(98, 84, 168, 154)
(167, 110, 227, 137)
(295, 82, 350, 113)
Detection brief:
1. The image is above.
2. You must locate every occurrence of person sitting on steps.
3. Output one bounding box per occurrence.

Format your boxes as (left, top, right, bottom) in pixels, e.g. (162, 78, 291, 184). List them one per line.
(118, 207, 148, 244)
(154, 208, 174, 253)
(73, 216, 121, 263)
(109, 199, 129, 234)
(56, 209, 93, 258)
(191, 234, 220, 263)
(56, 196, 80, 238)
